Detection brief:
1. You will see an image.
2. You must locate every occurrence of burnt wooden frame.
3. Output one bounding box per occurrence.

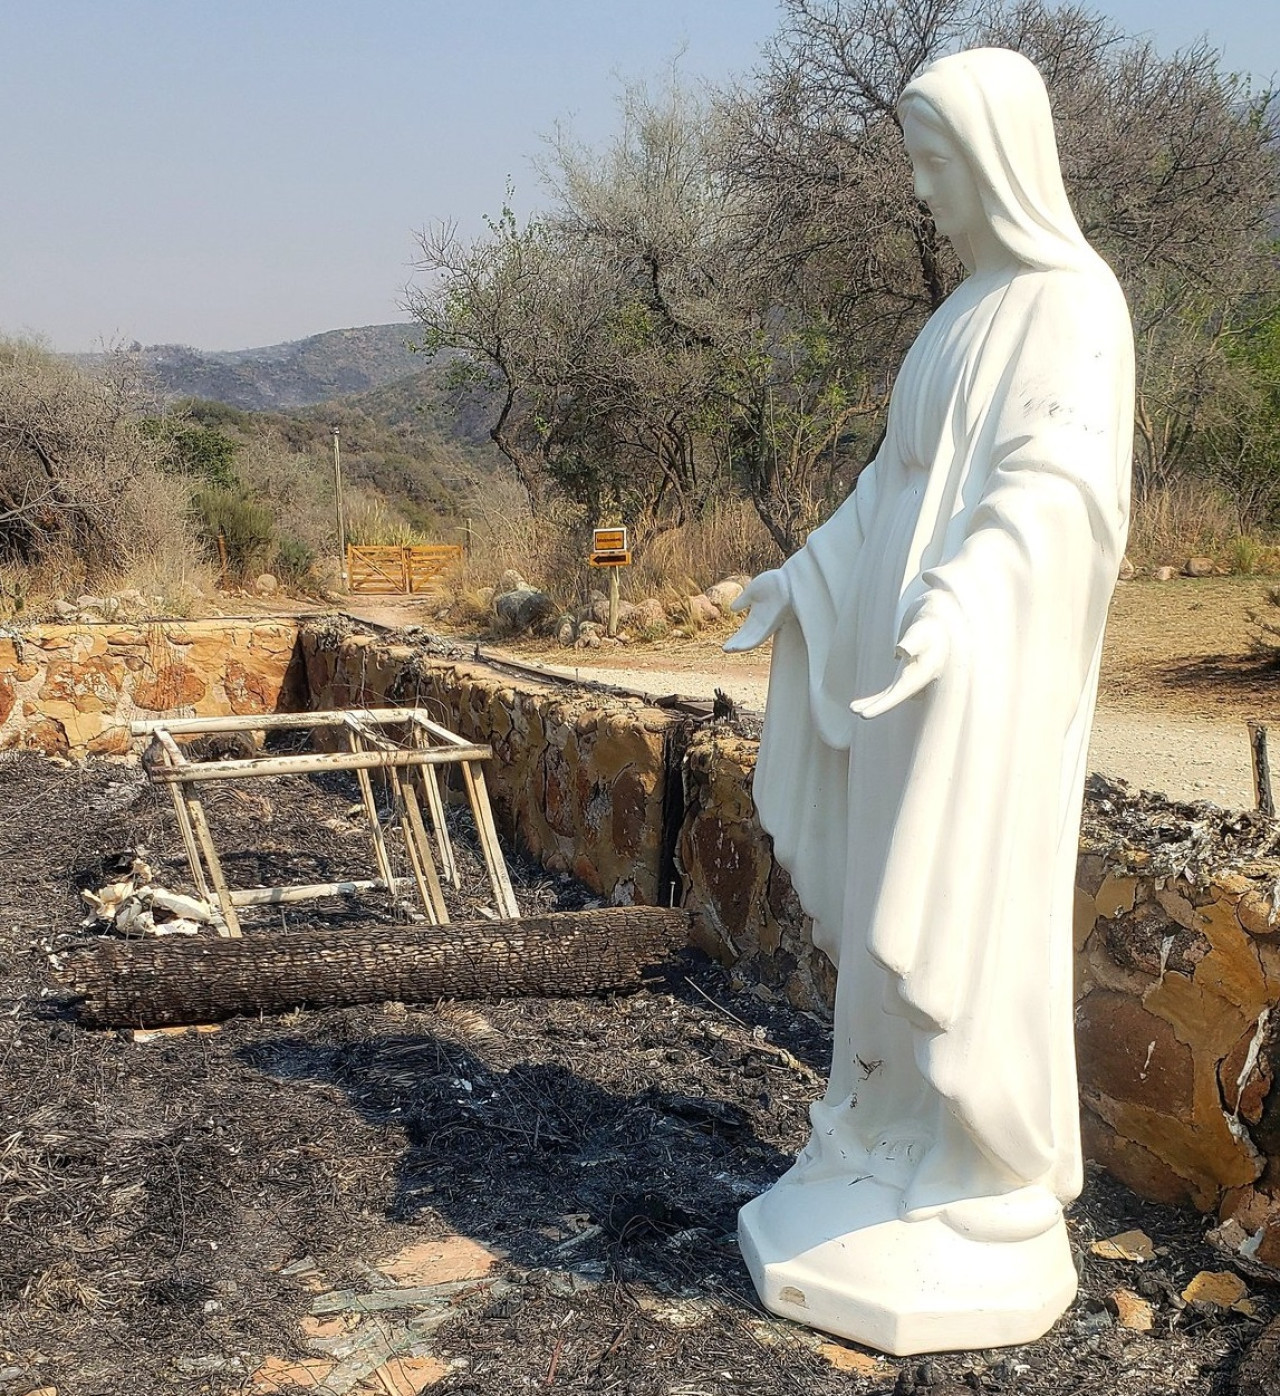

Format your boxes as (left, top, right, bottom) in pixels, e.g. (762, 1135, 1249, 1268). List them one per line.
(129, 707, 520, 937)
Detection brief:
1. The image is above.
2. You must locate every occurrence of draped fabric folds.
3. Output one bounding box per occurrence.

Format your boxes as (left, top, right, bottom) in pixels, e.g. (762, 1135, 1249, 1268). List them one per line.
(752, 49, 1134, 1209)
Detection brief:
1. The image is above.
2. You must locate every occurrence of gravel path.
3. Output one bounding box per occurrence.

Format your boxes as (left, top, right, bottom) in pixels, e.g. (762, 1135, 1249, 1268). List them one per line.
(528, 659, 1257, 810)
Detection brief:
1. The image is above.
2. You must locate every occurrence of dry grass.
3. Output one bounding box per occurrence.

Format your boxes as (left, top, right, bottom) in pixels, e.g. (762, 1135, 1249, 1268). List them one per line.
(629, 501, 780, 595)
(452, 491, 779, 616)
(1126, 482, 1245, 571)
(344, 488, 431, 548)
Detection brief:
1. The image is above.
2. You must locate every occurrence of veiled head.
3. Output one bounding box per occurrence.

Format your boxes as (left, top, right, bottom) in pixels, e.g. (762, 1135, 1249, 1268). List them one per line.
(898, 48, 1097, 274)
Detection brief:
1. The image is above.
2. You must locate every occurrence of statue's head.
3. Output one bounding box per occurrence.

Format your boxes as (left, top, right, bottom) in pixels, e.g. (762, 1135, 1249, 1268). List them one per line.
(898, 48, 1097, 275)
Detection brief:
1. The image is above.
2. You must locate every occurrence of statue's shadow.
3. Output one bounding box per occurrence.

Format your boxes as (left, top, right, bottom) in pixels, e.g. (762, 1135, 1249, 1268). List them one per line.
(239, 1007, 805, 1294)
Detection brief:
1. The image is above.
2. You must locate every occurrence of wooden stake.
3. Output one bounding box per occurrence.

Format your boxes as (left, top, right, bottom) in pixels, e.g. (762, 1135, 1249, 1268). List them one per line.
(411, 727, 459, 887)
(182, 790, 242, 937)
(397, 770, 449, 923)
(148, 744, 492, 783)
(1249, 720, 1275, 817)
(347, 729, 398, 895)
(461, 761, 520, 919)
(227, 878, 410, 907)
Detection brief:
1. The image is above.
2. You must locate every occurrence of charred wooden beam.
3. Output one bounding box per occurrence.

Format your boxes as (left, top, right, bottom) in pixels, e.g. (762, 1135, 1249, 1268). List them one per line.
(58, 908, 691, 1029)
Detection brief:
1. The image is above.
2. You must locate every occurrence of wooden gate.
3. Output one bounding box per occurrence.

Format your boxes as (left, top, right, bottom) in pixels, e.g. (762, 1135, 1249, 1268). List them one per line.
(347, 544, 463, 595)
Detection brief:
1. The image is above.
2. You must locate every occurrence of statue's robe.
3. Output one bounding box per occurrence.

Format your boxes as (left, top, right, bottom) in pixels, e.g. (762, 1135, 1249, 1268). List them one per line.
(756, 264, 1133, 1205)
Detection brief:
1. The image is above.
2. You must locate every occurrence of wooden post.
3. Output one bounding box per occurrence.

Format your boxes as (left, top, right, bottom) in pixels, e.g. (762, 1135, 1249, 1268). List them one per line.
(608, 567, 620, 638)
(332, 426, 346, 587)
(182, 791, 242, 938)
(411, 726, 460, 887)
(346, 728, 399, 895)
(1248, 720, 1274, 817)
(461, 762, 520, 919)
(397, 770, 449, 923)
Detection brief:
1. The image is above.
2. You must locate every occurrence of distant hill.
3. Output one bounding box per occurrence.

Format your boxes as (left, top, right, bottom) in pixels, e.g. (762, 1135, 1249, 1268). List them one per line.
(75, 323, 429, 411)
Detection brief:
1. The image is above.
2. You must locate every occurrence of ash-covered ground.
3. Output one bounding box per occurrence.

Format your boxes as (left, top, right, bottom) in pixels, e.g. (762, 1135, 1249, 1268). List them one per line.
(0, 751, 1273, 1395)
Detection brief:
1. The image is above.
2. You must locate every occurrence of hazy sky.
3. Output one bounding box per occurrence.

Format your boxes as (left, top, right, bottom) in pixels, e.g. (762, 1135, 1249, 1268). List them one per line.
(2, 0, 1274, 354)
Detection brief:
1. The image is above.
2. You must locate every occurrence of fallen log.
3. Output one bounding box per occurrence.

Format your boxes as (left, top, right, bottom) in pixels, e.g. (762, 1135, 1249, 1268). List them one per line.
(58, 908, 691, 1029)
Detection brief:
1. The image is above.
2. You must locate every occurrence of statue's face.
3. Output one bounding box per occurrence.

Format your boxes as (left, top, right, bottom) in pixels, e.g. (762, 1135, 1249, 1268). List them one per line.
(901, 106, 984, 250)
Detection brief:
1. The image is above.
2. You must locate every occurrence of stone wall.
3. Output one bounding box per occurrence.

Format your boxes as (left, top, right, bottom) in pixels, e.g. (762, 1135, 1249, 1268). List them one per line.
(300, 624, 1280, 1268)
(0, 619, 305, 757)
(676, 729, 836, 1010)
(1075, 859, 1280, 1270)
(300, 626, 674, 906)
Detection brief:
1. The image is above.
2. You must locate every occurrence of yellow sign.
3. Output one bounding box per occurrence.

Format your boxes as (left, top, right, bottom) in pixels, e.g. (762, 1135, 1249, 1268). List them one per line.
(592, 527, 628, 554)
(589, 550, 632, 568)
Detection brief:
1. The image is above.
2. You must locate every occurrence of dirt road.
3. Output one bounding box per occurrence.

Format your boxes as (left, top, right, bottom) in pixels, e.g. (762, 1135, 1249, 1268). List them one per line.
(494, 652, 1256, 808)
(349, 576, 1279, 810)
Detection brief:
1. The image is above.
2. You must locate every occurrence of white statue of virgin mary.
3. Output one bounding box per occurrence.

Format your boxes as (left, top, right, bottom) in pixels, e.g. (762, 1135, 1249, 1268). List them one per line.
(728, 48, 1133, 1354)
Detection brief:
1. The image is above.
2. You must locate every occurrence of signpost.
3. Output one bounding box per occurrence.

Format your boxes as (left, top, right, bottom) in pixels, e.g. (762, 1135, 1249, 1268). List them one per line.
(588, 527, 631, 637)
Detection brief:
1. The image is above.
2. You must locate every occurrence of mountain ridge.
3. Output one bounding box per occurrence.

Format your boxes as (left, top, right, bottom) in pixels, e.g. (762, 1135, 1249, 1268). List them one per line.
(74, 322, 430, 411)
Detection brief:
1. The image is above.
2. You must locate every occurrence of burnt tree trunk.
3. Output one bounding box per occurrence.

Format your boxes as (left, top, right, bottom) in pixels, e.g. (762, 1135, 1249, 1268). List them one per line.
(60, 909, 691, 1029)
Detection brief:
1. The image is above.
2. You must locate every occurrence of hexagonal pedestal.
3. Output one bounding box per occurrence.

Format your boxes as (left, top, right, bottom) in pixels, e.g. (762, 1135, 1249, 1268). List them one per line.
(739, 1174, 1077, 1356)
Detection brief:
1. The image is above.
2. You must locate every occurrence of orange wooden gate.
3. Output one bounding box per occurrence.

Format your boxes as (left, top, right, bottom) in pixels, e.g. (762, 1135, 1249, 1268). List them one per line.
(346, 544, 463, 595)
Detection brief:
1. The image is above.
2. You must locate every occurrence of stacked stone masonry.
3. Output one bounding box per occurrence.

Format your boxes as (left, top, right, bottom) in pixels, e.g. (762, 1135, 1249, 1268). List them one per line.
(298, 628, 669, 906)
(0, 620, 305, 758)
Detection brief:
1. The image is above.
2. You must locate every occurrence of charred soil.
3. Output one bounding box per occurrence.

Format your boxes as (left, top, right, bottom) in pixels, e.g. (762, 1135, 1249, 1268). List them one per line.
(0, 753, 1275, 1395)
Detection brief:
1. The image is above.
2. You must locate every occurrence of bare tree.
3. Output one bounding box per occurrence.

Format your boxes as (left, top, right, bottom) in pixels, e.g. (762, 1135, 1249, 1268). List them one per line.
(408, 0, 1279, 554)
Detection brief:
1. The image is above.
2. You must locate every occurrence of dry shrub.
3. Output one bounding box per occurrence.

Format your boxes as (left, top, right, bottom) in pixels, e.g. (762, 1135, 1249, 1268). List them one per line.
(236, 433, 335, 554)
(454, 477, 586, 600)
(1224, 534, 1280, 577)
(630, 501, 780, 596)
(0, 339, 197, 600)
(1126, 481, 1237, 568)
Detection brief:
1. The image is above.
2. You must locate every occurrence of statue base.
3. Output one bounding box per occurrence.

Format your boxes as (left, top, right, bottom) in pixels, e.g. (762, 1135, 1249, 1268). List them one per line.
(739, 1174, 1078, 1355)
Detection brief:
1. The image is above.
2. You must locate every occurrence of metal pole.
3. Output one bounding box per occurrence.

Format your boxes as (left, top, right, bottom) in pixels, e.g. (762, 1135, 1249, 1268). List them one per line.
(332, 426, 346, 586)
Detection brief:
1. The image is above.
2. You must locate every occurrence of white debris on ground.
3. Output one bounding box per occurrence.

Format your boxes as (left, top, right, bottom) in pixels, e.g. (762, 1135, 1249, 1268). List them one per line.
(80, 852, 223, 937)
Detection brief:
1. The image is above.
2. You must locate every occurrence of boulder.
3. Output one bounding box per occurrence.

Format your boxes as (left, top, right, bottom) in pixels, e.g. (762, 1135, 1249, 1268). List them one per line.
(1183, 557, 1215, 578)
(1153, 565, 1177, 582)
(578, 595, 611, 625)
(688, 594, 721, 627)
(630, 598, 668, 636)
(575, 621, 603, 649)
(1118, 556, 1136, 582)
(706, 580, 745, 612)
(496, 569, 529, 596)
(254, 573, 279, 597)
(555, 615, 577, 648)
(494, 586, 557, 633)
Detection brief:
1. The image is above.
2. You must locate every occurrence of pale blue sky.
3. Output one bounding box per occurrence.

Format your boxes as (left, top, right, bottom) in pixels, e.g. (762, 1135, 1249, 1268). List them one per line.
(1, 0, 1273, 354)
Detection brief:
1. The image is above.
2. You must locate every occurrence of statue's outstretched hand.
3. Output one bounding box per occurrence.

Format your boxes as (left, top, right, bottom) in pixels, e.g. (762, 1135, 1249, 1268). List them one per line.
(850, 614, 948, 719)
(723, 570, 791, 653)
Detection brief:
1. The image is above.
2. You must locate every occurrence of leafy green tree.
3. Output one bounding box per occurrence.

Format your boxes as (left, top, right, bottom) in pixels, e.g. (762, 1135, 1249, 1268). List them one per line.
(142, 417, 240, 488)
